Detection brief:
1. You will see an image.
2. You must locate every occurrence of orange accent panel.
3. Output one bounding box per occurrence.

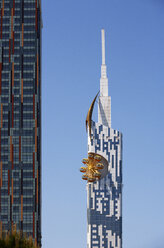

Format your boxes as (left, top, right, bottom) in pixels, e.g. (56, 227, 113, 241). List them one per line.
(12, 179, 13, 204)
(21, 79, 23, 103)
(2, 0, 4, 16)
(21, 195, 23, 221)
(22, 24, 24, 47)
(35, 119, 37, 153)
(1, 104, 3, 128)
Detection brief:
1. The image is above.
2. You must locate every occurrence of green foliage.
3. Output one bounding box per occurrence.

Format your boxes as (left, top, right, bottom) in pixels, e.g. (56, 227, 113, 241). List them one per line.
(0, 232, 40, 248)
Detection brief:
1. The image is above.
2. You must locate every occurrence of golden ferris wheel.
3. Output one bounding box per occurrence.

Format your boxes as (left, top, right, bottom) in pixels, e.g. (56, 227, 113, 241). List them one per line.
(80, 153, 104, 183)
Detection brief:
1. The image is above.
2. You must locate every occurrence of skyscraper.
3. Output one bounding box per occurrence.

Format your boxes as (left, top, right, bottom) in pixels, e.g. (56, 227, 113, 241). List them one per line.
(0, 0, 42, 245)
(80, 30, 122, 248)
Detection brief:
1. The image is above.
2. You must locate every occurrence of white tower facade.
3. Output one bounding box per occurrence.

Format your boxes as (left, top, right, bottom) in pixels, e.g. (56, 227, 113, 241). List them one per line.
(87, 30, 123, 248)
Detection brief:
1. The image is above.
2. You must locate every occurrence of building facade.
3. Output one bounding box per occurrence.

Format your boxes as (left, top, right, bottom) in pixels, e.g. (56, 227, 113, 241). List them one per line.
(0, 0, 42, 245)
(87, 30, 122, 248)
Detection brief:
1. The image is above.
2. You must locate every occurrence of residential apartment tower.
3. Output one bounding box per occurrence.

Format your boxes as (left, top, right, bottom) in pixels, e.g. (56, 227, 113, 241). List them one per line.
(0, 0, 42, 245)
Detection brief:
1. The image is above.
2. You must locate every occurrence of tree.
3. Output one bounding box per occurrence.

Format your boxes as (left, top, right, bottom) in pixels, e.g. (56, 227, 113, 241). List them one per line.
(0, 232, 40, 248)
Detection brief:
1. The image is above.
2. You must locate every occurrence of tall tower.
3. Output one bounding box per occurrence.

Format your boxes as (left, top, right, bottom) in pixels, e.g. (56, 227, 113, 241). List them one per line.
(0, 0, 42, 245)
(80, 30, 122, 248)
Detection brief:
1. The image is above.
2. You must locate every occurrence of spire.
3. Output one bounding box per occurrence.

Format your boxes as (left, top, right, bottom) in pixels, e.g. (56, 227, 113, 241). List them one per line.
(98, 29, 111, 127)
(101, 29, 106, 65)
(100, 29, 108, 96)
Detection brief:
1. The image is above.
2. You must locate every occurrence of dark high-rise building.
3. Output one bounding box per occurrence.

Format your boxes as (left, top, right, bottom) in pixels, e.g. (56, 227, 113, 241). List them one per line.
(0, 0, 42, 245)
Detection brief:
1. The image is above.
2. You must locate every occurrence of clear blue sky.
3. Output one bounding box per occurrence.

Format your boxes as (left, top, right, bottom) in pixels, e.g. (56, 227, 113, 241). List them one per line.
(42, 0, 164, 247)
